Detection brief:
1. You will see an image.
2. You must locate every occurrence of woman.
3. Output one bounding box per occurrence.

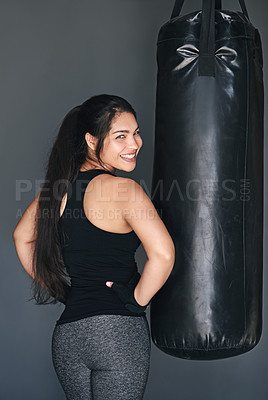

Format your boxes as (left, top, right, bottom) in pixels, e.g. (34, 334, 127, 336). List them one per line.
(13, 94, 175, 399)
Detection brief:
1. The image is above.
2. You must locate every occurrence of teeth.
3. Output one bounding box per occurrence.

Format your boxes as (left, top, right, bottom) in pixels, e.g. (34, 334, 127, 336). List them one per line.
(121, 154, 135, 159)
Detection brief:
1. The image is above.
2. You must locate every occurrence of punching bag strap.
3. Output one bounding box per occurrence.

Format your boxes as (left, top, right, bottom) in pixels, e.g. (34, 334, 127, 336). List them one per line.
(171, 0, 249, 20)
(198, 0, 216, 77)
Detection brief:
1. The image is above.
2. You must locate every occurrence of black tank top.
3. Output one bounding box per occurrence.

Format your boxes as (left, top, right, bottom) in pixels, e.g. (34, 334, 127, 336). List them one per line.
(56, 169, 143, 325)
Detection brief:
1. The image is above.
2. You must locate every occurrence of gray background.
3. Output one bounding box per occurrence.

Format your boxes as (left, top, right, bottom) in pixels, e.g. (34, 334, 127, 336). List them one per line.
(1, 0, 267, 399)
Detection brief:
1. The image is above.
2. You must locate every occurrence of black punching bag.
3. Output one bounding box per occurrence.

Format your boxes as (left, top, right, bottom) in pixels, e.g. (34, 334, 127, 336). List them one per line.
(150, 0, 264, 360)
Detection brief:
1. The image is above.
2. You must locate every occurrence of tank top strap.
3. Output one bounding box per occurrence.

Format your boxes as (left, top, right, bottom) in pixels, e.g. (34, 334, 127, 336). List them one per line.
(63, 169, 115, 218)
(77, 169, 115, 180)
(77, 169, 115, 199)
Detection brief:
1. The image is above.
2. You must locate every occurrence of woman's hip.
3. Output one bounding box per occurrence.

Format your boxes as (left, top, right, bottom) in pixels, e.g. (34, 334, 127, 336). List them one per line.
(52, 314, 151, 370)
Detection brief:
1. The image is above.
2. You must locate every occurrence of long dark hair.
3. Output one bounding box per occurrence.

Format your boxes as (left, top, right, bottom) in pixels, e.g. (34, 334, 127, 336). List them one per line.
(30, 94, 137, 305)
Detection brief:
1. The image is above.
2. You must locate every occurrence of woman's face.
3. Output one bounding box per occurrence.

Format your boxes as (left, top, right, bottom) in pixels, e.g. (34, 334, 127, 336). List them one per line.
(99, 112, 143, 173)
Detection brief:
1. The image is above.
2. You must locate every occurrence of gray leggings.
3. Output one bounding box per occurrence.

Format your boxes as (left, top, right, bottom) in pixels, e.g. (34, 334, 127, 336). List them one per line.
(51, 314, 151, 399)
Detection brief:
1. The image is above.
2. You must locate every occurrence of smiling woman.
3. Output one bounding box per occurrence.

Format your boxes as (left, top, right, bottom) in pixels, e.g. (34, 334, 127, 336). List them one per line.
(12, 93, 175, 399)
(83, 110, 143, 172)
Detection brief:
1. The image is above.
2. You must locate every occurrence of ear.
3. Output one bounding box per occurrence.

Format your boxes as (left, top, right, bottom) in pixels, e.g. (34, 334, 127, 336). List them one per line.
(85, 132, 98, 151)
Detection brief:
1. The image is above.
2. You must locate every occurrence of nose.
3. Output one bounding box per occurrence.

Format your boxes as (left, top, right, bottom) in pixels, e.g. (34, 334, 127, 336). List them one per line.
(126, 135, 142, 151)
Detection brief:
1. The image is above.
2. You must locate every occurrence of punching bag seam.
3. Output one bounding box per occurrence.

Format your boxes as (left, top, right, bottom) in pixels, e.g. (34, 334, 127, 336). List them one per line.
(242, 17, 250, 333)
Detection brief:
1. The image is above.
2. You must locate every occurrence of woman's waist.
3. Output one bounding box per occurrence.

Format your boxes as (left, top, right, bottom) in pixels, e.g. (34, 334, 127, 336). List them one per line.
(65, 283, 125, 306)
(67, 265, 137, 287)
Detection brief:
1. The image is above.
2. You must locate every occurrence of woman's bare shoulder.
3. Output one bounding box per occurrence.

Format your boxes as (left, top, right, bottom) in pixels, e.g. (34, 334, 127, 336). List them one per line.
(104, 175, 145, 202)
(83, 174, 139, 205)
(95, 174, 140, 201)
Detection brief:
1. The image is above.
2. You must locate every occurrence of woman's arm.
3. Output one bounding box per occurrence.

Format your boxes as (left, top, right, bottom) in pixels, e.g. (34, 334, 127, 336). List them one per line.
(107, 178, 175, 307)
(12, 191, 46, 286)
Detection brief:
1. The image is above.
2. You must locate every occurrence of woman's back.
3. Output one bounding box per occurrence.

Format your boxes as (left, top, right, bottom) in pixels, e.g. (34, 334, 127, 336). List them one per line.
(56, 169, 144, 325)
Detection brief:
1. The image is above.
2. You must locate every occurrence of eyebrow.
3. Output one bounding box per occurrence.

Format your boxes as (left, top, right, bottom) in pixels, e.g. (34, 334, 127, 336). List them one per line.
(112, 126, 139, 135)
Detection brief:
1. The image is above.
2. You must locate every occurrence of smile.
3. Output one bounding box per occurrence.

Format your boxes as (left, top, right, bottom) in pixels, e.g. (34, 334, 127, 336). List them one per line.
(120, 153, 136, 162)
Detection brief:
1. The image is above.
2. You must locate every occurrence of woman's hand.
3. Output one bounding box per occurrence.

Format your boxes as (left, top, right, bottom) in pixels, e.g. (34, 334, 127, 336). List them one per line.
(105, 271, 150, 314)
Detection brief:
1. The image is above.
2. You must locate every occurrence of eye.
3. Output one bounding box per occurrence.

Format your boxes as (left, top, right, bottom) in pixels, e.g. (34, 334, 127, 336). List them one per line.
(115, 131, 141, 139)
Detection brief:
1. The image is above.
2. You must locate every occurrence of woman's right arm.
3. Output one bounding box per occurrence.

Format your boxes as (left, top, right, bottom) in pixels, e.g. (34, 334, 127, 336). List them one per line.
(12, 191, 49, 291)
(116, 178, 175, 307)
(12, 192, 40, 278)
